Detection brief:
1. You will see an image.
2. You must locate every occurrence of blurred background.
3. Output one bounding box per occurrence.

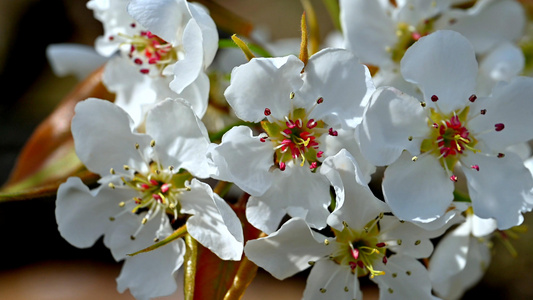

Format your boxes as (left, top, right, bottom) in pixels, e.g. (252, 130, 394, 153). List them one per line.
(0, 0, 532, 299)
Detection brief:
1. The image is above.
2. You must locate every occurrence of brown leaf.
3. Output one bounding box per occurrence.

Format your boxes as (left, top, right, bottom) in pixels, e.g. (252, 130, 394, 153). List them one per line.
(3, 65, 113, 190)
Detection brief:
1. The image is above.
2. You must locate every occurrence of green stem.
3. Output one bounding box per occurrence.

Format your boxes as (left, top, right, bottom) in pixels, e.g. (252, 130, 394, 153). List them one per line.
(184, 233, 198, 300)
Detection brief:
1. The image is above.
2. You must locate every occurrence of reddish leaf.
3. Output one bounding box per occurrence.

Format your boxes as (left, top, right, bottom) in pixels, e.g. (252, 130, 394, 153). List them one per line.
(3, 65, 113, 191)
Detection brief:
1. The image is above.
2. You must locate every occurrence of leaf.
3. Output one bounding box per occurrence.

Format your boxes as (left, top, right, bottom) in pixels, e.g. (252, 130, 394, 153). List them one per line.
(1, 65, 114, 198)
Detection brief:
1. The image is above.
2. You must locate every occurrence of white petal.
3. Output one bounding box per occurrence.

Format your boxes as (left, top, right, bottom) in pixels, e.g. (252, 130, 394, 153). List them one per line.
(246, 196, 288, 235)
(46, 44, 108, 80)
(340, 0, 396, 67)
(303, 259, 361, 300)
(188, 2, 218, 66)
(471, 215, 497, 237)
(71, 98, 152, 176)
(321, 150, 388, 231)
(322, 127, 376, 184)
(127, 0, 187, 45)
(356, 87, 428, 166)
(145, 99, 211, 178)
(181, 179, 244, 260)
(383, 152, 455, 224)
(401, 30, 478, 114)
(206, 126, 274, 196)
(169, 19, 204, 93)
(257, 165, 331, 230)
(102, 57, 160, 127)
(176, 71, 210, 118)
(462, 152, 532, 229)
(445, 0, 525, 54)
(103, 209, 172, 260)
(224, 55, 304, 122)
(244, 218, 329, 280)
(372, 255, 439, 300)
(55, 177, 135, 249)
(117, 236, 185, 300)
(469, 77, 533, 152)
(298, 48, 375, 129)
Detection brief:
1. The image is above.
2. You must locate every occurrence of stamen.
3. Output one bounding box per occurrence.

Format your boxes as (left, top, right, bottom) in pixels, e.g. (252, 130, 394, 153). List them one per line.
(469, 94, 477, 102)
(264, 108, 271, 116)
(431, 95, 438, 102)
(494, 123, 505, 131)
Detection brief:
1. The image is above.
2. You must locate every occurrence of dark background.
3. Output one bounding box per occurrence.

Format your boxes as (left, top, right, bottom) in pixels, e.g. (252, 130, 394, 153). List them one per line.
(0, 1, 532, 299)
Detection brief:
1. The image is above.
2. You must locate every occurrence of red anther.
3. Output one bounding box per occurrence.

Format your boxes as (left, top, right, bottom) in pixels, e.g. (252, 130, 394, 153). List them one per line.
(349, 261, 357, 270)
(140, 69, 150, 74)
(152, 194, 162, 201)
(432, 123, 438, 129)
(283, 129, 292, 136)
(431, 95, 438, 102)
(497, 153, 505, 158)
(286, 120, 296, 129)
(317, 151, 324, 158)
(134, 197, 142, 204)
(260, 137, 266, 143)
(130, 45, 136, 53)
(130, 23, 136, 28)
(357, 261, 365, 268)
(412, 32, 422, 41)
(480, 109, 487, 115)
(150, 179, 159, 186)
(134, 58, 143, 65)
(471, 165, 479, 171)
(350, 248, 359, 260)
(295, 119, 303, 128)
(382, 256, 388, 264)
(449, 115, 461, 128)
(279, 162, 286, 171)
(376, 242, 386, 248)
(450, 175, 458, 182)
(140, 31, 147, 36)
(148, 58, 158, 64)
(328, 128, 338, 136)
(108, 36, 114, 41)
(307, 119, 317, 129)
(161, 183, 171, 193)
(264, 108, 271, 116)
(495, 123, 505, 131)
(310, 162, 318, 170)
(469, 94, 477, 102)
(317, 97, 324, 104)
(141, 183, 150, 190)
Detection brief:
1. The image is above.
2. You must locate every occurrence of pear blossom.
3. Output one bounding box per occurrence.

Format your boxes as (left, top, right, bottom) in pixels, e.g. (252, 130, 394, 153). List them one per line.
(56, 99, 243, 299)
(245, 150, 447, 300)
(429, 212, 495, 300)
(339, 0, 526, 96)
(356, 30, 533, 230)
(87, 0, 218, 125)
(207, 48, 375, 233)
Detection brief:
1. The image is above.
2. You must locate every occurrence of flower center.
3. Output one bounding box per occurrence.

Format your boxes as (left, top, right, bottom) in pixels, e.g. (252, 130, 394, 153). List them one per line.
(410, 94, 506, 182)
(329, 217, 387, 278)
(260, 97, 337, 171)
(387, 19, 435, 63)
(108, 141, 192, 235)
(115, 23, 178, 76)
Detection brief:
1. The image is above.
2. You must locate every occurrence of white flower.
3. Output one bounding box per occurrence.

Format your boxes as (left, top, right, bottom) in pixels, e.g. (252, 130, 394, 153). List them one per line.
(56, 98, 243, 299)
(429, 213, 494, 300)
(339, 0, 526, 96)
(87, 0, 217, 125)
(207, 48, 375, 233)
(356, 30, 533, 230)
(245, 150, 446, 300)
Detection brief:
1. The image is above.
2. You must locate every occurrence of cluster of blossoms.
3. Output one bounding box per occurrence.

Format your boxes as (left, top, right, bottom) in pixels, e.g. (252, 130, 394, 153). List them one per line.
(46, 0, 533, 299)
